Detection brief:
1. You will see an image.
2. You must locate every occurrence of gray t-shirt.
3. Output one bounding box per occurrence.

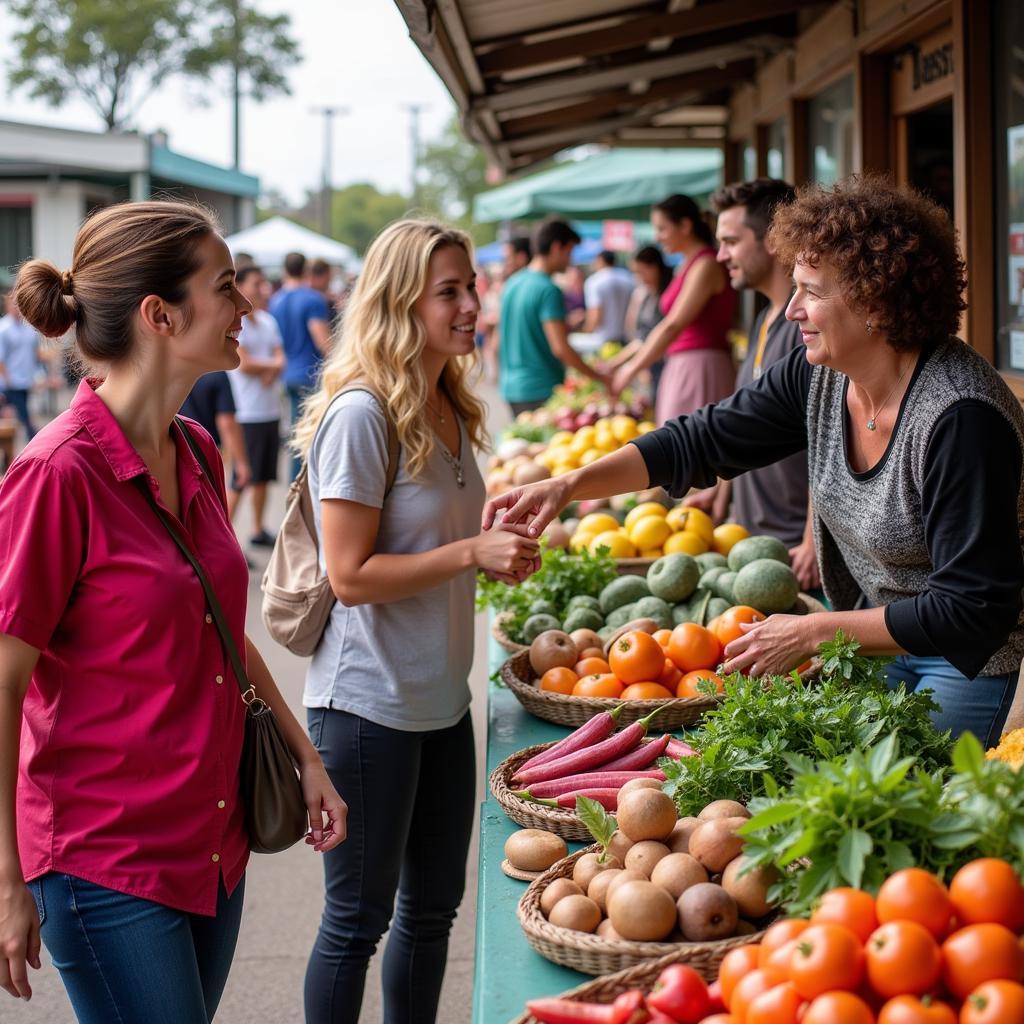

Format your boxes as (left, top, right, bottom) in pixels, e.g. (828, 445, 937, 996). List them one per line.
(303, 390, 485, 730)
(584, 267, 635, 343)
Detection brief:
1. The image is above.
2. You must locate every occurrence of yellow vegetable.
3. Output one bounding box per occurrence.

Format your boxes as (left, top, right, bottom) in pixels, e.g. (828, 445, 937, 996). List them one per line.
(986, 728, 1024, 768)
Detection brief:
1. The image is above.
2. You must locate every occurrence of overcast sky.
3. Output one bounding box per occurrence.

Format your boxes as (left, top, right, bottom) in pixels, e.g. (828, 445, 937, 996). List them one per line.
(0, 1, 456, 205)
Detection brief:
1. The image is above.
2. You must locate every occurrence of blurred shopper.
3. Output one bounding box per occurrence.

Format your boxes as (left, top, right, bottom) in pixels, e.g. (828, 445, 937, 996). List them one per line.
(269, 251, 331, 480)
(611, 194, 736, 423)
(583, 250, 634, 344)
(562, 264, 587, 330)
(228, 265, 284, 547)
(682, 179, 818, 588)
(611, 245, 674, 396)
(309, 258, 340, 326)
(502, 235, 531, 279)
(0, 200, 345, 1019)
(293, 219, 538, 1024)
(0, 293, 40, 440)
(499, 218, 607, 417)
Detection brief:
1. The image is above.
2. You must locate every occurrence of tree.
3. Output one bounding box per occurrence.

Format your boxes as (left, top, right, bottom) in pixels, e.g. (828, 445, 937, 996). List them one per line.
(5, 0, 298, 132)
(329, 183, 411, 255)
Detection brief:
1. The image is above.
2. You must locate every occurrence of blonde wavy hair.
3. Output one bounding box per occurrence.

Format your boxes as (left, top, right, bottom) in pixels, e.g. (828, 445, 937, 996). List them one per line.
(292, 219, 488, 478)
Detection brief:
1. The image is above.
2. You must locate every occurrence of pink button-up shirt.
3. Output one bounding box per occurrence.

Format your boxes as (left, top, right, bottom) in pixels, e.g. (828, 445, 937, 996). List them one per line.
(0, 381, 250, 915)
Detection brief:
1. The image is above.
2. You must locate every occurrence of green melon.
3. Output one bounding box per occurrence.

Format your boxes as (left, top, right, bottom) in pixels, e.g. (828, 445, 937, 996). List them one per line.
(713, 571, 738, 604)
(528, 598, 559, 618)
(522, 614, 562, 643)
(647, 553, 700, 602)
(705, 597, 731, 623)
(632, 595, 674, 630)
(563, 607, 605, 633)
(727, 535, 791, 572)
(567, 594, 602, 614)
(698, 566, 728, 592)
(605, 602, 639, 630)
(599, 575, 651, 614)
(733, 558, 800, 614)
(695, 551, 728, 573)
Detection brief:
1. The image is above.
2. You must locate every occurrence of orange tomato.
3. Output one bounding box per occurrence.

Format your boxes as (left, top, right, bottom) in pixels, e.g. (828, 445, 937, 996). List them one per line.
(702, 1017, 739, 1024)
(812, 888, 879, 945)
(658, 658, 683, 691)
(620, 682, 674, 700)
(949, 859, 1024, 932)
(746, 981, 805, 1024)
(539, 667, 578, 694)
(730, 967, 789, 1023)
(789, 923, 865, 1000)
(865, 920, 942, 998)
(960, 979, 1024, 1024)
(572, 673, 624, 699)
(801, 991, 875, 1024)
(677, 668, 725, 698)
(710, 605, 767, 647)
(941, 923, 1024, 1001)
(876, 868, 953, 940)
(574, 657, 610, 677)
(653, 628, 674, 648)
(758, 919, 811, 968)
(667, 623, 723, 672)
(608, 630, 666, 684)
(877, 994, 957, 1024)
(719, 944, 763, 1009)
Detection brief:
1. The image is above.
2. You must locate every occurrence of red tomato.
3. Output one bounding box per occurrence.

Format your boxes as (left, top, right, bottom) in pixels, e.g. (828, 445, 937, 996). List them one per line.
(876, 868, 953, 940)
(646, 963, 709, 1024)
(865, 920, 943, 998)
(960, 979, 1024, 1024)
(941, 924, 1024, 1001)
(949, 859, 1024, 932)
(812, 887, 879, 944)
(789, 923, 865, 1000)
(758, 919, 811, 968)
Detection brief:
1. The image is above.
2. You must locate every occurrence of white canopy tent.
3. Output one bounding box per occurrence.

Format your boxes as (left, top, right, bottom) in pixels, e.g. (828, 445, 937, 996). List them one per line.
(223, 216, 361, 274)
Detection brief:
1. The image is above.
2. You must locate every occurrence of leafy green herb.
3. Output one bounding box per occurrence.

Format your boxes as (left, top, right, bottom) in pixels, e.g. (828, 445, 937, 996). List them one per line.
(817, 629, 893, 689)
(575, 794, 618, 860)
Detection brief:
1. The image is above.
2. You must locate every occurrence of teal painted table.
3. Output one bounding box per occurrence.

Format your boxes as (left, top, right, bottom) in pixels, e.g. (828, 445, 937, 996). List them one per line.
(472, 628, 590, 1024)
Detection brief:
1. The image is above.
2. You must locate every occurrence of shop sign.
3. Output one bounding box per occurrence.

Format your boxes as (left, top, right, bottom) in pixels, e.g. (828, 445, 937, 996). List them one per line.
(891, 26, 954, 116)
(602, 220, 635, 252)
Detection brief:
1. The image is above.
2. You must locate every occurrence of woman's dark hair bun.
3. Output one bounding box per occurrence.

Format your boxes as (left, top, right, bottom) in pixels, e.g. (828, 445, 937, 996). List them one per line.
(13, 259, 77, 338)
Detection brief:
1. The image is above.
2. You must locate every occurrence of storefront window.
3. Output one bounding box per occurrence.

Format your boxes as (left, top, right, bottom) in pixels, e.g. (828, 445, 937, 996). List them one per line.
(808, 74, 854, 186)
(995, 0, 1024, 371)
(743, 144, 756, 181)
(767, 118, 786, 180)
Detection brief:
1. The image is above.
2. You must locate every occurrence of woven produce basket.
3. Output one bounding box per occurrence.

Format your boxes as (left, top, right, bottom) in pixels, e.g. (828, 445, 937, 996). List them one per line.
(614, 557, 656, 577)
(507, 947, 727, 1024)
(490, 741, 607, 842)
(518, 846, 771, 977)
(493, 611, 529, 655)
(501, 649, 718, 730)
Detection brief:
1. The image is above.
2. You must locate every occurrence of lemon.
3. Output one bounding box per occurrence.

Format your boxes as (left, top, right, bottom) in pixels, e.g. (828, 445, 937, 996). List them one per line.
(624, 501, 669, 531)
(551, 461, 577, 477)
(570, 530, 596, 552)
(712, 522, 751, 555)
(664, 530, 709, 555)
(594, 434, 619, 453)
(548, 430, 574, 448)
(578, 448, 604, 466)
(628, 515, 672, 550)
(611, 415, 639, 443)
(639, 547, 664, 559)
(589, 530, 637, 558)
(578, 512, 620, 535)
(569, 426, 596, 455)
(638, 421, 657, 434)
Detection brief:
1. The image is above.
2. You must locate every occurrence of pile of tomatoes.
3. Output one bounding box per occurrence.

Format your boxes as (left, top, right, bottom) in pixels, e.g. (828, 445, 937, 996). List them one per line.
(709, 859, 1024, 1023)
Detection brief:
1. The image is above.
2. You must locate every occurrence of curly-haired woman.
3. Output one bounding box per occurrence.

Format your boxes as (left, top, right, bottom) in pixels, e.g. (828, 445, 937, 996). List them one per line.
(486, 176, 1024, 747)
(292, 219, 538, 1024)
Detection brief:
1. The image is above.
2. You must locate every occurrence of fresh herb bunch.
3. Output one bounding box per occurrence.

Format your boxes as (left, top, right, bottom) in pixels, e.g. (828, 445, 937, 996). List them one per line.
(660, 643, 951, 817)
(501, 422, 553, 444)
(475, 543, 617, 642)
(576, 794, 619, 862)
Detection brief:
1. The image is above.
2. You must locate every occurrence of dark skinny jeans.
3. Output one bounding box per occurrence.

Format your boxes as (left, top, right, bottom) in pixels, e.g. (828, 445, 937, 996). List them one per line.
(304, 707, 476, 1024)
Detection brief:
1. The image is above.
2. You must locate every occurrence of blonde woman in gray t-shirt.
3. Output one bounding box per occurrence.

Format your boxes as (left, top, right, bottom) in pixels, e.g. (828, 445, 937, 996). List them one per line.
(291, 219, 538, 1024)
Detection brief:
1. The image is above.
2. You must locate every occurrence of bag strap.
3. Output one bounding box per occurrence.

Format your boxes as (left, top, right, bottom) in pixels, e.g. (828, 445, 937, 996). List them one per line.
(132, 419, 253, 703)
(336, 383, 400, 497)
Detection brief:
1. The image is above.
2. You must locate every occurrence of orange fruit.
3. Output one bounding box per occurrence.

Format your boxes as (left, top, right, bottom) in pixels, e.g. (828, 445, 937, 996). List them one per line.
(677, 668, 724, 698)
(709, 605, 766, 647)
(620, 682, 674, 700)
(608, 630, 666, 684)
(572, 673, 624, 699)
(574, 656, 610, 677)
(712, 522, 750, 555)
(667, 623, 723, 672)
(539, 667, 578, 694)
(652, 629, 674, 649)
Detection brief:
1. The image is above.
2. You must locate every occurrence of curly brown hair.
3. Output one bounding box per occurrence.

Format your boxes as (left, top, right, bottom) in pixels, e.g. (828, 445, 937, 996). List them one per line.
(766, 174, 966, 351)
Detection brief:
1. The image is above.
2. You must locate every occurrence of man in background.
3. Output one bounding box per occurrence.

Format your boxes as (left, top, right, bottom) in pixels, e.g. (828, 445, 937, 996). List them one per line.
(269, 251, 331, 479)
(499, 218, 608, 417)
(0, 292, 40, 441)
(309, 258, 340, 326)
(583, 250, 634, 344)
(502, 236, 531, 280)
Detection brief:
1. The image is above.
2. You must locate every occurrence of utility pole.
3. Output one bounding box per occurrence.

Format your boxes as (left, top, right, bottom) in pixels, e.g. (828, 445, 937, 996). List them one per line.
(310, 106, 349, 236)
(231, 0, 242, 170)
(402, 102, 428, 207)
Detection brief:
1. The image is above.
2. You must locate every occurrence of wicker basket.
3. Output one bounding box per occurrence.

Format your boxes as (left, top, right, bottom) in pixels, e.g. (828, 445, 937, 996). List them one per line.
(489, 741, 602, 842)
(518, 845, 771, 977)
(507, 947, 727, 1024)
(493, 612, 529, 655)
(501, 650, 718, 730)
(614, 557, 656, 577)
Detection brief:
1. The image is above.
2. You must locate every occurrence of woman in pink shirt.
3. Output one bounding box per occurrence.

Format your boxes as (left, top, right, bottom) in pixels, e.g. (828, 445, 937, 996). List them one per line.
(611, 193, 736, 424)
(0, 201, 347, 1021)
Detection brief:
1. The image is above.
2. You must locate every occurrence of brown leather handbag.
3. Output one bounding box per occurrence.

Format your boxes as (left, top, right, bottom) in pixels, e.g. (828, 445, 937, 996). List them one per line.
(135, 419, 308, 854)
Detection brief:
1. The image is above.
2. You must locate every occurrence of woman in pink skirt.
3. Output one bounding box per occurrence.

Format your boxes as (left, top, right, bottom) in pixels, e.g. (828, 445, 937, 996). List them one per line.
(611, 194, 736, 424)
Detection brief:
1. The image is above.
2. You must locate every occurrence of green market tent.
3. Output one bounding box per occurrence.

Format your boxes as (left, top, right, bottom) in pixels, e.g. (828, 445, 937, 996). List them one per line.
(473, 148, 723, 223)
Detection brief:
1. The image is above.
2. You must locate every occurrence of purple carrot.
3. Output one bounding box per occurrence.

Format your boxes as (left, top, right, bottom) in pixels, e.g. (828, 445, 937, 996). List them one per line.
(512, 709, 661, 786)
(664, 736, 699, 760)
(513, 769, 666, 800)
(527, 788, 621, 811)
(515, 704, 625, 776)
(595, 733, 671, 773)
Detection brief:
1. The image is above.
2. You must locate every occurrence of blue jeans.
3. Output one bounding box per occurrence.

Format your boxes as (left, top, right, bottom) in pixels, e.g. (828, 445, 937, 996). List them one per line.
(28, 872, 245, 1024)
(304, 708, 476, 1024)
(885, 654, 1018, 748)
(2, 387, 36, 439)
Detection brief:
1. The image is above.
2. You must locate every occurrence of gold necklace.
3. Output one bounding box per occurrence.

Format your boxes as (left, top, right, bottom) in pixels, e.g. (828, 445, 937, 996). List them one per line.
(426, 391, 446, 424)
(864, 360, 911, 431)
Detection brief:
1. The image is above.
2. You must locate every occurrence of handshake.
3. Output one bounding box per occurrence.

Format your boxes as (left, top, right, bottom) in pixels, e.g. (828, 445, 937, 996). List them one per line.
(472, 517, 542, 586)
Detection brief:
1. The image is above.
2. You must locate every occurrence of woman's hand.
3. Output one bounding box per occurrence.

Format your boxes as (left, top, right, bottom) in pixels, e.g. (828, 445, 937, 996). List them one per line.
(299, 760, 348, 854)
(0, 879, 41, 1000)
(721, 613, 825, 677)
(482, 475, 575, 539)
(472, 524, 540, 579)
(611, 361, 638, 398)
(789, 538, 820, 591)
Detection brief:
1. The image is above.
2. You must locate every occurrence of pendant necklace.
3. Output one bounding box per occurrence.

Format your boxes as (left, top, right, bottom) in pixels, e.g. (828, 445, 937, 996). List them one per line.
(864, 360, 911, 431)
(429, 391, 465, 487)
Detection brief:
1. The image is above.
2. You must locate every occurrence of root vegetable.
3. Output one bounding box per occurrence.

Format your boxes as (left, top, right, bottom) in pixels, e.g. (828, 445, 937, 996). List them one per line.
(624, 840, 671, 878)
(573, 852, 622, 891)
(676, 882, 739, 941)
(514, 769, 665, 800)
(515, 706, 625, 777)
(608, 880, 677, 941)
(618, 778, 663, 797)
(531, 788, 620, 811)
(569, 628, 604, 653)
(721, 855, 778, 919)
(548, 894, 602, 933)
(665, 737, 699, 759)
(650, 852, 709, 900)
(606, 868, 648, 903)
(596, 918, 624, 941)
(667, 817, 702, 854)
(607, 831, 634, 864)
(504, 829, 569, 872)
(530, 631, 578, 676)
(698, 799, 750, 821)
(587, 868, 622, 913)
(597, 733, 671, 772)
(687, 816, 748, 873)
(540, 877, 584, 917)
(616, 787, 678, 842)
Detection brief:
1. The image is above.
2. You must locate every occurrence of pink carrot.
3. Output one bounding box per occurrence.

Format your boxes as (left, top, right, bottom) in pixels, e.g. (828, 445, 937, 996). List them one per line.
(512, 709, 661, 786)
(594, 733, 671, 772)
(515, 705, 625, 775)
(513, 768, 666, 800)
(528, 788, 621, 811)
(665, 736, 699, 759)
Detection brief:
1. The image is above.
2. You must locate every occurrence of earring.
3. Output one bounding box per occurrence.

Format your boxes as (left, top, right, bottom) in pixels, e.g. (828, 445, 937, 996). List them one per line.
(865, 321, 873, 335)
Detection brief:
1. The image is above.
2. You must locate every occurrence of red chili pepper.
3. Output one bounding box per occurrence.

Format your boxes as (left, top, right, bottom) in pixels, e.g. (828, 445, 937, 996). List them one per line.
(598, 733, 671, 772)
(645, 964, 710, 1024)
(514, 769, 665, 800)
(664, 737, 698, 760)
(526, 988, 646, 1024)
(526, 787, 621, 811)
(516, 705, 625, 777)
